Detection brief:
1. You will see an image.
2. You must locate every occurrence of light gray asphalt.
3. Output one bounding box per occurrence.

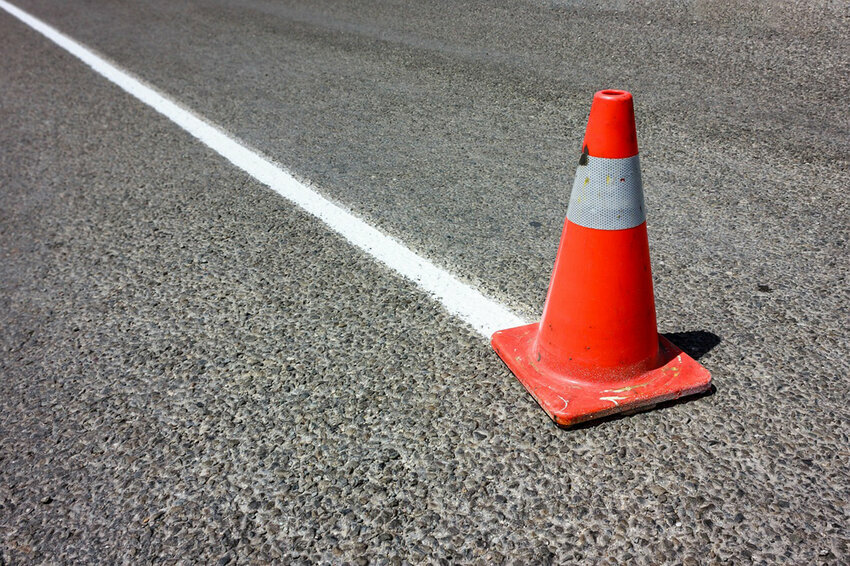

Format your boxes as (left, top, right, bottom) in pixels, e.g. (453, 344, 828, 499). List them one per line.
(1, 1, 848, 564)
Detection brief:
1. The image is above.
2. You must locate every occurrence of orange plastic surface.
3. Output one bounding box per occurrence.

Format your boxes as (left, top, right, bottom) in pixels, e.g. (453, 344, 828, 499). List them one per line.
(492, 326, 711, 427)
(537, 220, 659, 379)
(581, 90, 639, 159)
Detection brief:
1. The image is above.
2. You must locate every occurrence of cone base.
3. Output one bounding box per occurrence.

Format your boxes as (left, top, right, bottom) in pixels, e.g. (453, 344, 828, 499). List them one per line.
(492, 323, 711, 427)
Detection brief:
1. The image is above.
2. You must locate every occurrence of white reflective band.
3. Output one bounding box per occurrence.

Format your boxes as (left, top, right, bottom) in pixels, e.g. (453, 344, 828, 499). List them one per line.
(566, 154, 646, 230)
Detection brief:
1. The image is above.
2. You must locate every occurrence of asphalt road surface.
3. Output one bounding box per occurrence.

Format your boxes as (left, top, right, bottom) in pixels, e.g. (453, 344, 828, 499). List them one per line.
(1, 0, 848, 563)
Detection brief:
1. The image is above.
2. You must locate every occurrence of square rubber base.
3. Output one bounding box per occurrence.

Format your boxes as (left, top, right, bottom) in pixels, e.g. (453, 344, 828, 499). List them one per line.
(492, 323, 711, 427)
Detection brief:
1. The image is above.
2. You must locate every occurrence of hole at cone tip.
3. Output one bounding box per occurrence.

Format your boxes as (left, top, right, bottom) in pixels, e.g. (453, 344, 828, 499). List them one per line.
(598, 89, 630, 98)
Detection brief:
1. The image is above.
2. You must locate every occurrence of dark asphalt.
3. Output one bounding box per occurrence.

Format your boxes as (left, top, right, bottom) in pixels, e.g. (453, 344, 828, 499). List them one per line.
(1, 0, 848, 563)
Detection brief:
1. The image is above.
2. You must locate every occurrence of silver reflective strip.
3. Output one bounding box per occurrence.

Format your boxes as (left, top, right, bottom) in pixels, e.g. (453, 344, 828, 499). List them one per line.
(566, 154, 646, 230)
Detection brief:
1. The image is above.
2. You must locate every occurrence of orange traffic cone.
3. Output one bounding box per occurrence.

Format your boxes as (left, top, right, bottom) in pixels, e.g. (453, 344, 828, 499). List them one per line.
(492, 89, 711, 427)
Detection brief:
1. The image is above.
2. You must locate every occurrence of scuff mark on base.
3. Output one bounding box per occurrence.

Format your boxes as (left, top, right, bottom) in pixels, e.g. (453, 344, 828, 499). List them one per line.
(599, 396, 628, 406)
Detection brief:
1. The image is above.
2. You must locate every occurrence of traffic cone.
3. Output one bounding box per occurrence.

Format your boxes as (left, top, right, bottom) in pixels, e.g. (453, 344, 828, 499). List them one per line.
(491, 89, 711, 427)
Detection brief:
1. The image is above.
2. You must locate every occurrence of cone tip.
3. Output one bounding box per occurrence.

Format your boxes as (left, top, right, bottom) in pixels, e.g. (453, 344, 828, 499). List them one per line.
(583, 89, 638, 159)
(594, 89, 632, 103)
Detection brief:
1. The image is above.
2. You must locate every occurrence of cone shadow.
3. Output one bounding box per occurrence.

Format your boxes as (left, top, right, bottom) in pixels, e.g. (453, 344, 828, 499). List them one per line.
(662, 330, 721, 361)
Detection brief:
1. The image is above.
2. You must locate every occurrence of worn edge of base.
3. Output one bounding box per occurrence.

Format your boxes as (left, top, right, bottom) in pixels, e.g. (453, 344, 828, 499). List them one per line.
(492, 326, 712, 428)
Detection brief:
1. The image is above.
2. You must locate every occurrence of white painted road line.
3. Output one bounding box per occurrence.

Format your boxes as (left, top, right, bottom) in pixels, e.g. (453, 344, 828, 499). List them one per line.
(0, 0, 526, 338)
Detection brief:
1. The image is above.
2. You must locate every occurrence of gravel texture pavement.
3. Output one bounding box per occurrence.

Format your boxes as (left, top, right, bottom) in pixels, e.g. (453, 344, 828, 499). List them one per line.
(1, 1, 848, 564)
